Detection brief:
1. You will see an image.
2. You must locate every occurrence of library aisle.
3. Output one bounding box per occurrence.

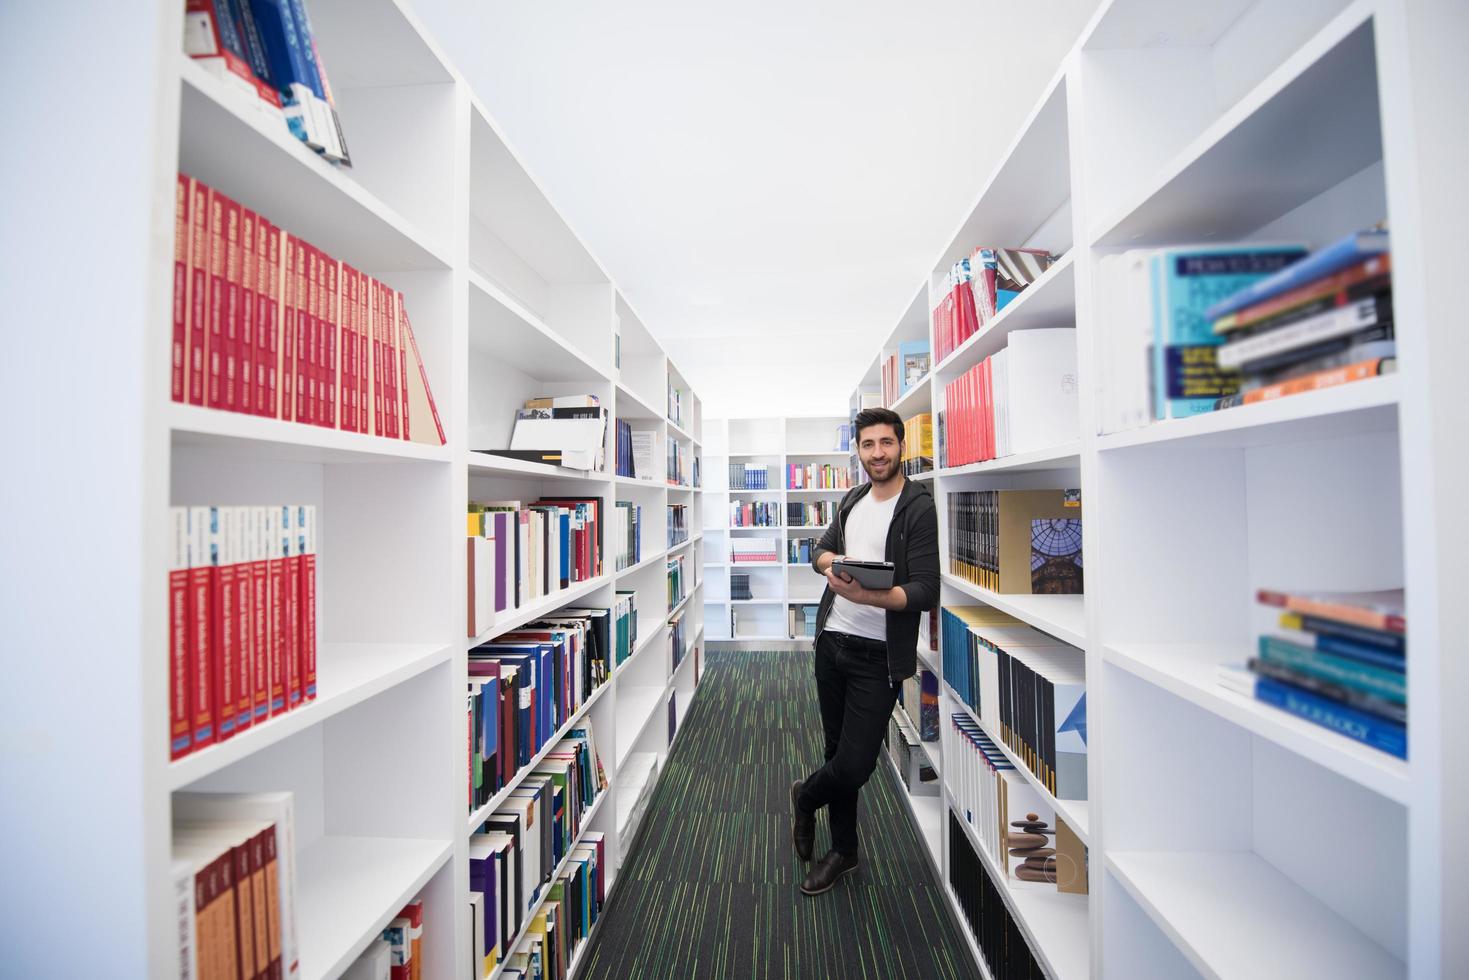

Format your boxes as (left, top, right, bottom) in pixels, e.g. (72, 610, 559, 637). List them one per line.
(576, 648, 980, 980)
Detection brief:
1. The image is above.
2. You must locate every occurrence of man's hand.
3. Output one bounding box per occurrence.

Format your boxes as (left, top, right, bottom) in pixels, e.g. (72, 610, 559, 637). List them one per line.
(825, 565, 866, 602)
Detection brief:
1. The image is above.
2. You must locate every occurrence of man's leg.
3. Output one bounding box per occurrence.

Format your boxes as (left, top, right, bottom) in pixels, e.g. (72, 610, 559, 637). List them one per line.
(823, 643, 898, 857)
(793, 631, 845, 860)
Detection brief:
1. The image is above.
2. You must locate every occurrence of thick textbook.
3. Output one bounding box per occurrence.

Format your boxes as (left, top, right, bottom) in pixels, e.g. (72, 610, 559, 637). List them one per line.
(1217, 664, 1406, 758)
(1207, 227, 1390, 325)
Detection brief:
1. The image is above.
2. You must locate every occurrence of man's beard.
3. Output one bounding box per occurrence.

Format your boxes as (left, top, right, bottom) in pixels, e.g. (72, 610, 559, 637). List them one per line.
(863, 456, 896, 482)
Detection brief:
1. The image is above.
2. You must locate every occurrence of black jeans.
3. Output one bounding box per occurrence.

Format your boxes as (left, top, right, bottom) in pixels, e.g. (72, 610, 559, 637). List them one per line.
(797, 630, 899, 857)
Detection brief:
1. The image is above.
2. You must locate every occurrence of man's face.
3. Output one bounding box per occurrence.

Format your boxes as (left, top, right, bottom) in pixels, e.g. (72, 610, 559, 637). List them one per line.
(857, 423, 901, 483)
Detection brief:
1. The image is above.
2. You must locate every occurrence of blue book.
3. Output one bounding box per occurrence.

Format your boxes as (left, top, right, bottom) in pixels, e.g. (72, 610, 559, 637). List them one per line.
(1244, 671, 1406, 758)
(1205, 227, 1389, 323)
(247, 0, 319, 147)
(1149, 245, 1306, 418)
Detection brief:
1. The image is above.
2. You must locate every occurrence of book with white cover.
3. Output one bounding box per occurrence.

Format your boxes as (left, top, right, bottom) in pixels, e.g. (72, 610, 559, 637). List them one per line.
(1003, 328, 1078, 455)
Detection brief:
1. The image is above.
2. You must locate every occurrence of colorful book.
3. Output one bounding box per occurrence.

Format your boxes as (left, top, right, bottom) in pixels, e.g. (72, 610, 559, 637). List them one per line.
(1217, 664, 1406, 758)
(1206, 226, 1389, 323)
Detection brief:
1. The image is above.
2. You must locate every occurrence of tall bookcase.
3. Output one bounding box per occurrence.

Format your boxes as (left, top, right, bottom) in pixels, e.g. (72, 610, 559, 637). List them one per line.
(6, 2, 703, 977)
(839, 2, 1467, 979)
(701, 416, 853, 642)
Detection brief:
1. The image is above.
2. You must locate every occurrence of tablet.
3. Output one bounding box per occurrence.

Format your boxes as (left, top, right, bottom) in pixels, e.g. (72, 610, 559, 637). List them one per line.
(832, 559, 895, 590)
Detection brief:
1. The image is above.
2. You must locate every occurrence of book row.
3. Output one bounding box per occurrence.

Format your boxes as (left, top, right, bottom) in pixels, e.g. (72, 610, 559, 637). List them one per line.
(788, 604, 819, 640)
(168, 505, 317, 761)
(944, 717, 1088, 893)
(880, 339, 931, 408)
(342, 898, 425, 980)
(470, 727, 607, 974)
(184, 0, 349, 163)
(948, 810, 1047, 980)
(667, 382, 688, 429)
(949, 489, 1083, 596)
(465, 498, 604, 639)
(786, 501, 835, 529)
(900, 412, 935, 476)
(943, 605, 1088, 800)
(786, 537, 817, 566)
(1218, 588, 1407, 758)
(613, 420, 657, 480)
(612, 502, 643, 573)
(667, 555, 689, 611)
(900, 668, 939, 743)
(730, 537, 781, 564)
(668, 504, 689, 548)
(670, 612, 688, 673)
(937, 327, 1077, 469)
(171, 790, 301, 980)
(887, 709, 938, 797)
(171, 175, 444, 445)
(786, 462, 852, 490)
(468, 611, 619, 814)
(1099, 229, 1395, 432)
(933, 247, 1058, 364)
(728, 463, 772, 490)
(730, 500, 780, 527)
(492, 835, 604, 980)
(730, 573, 753, 601)
(667, 439, 694, 487)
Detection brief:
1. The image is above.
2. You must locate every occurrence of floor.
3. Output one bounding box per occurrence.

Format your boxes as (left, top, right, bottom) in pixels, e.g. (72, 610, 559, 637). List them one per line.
(575, 648, 982, 979)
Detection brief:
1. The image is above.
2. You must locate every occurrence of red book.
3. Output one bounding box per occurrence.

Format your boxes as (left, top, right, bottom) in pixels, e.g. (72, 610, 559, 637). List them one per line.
(358, 272, 370, 437)
(210, 507, 238, 742)
(231, 508, 254, 736)
(223, 198, 243, 413)
(299, 506, 317, 703)
(401, 303, 447, 445)
(169, 508, 193, 760)
(187, 507, 216, 750)
(187, 179, 209, 407)
(340, 265, 357, 433)
(239, 208, 257, 417)
(1257, 588, 1406, 634)
(249, 508, 270, 725)
(383, 284, 399, 438)
(206, 189, 228, 410)
(279, 235, 296, 423)
(294, 238, 312, 426)
(254, 216, 272, 416)
(283, 507, 302, 711)
(306, 246, 323, 427)
(372, 279, 385, 436)
(172, 175, 190, 403)
(324, 257, 339, 430)
(266, 508, 288, 716)
(397, 293, 409, 440)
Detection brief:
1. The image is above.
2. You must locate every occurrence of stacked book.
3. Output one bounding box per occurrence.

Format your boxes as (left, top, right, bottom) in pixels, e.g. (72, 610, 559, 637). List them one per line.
(787, 462, 851, 489)
(468, 613, 613, 813)
(1218, 588, 1406, 758)
(732, 537, 780, 564)
(948, 489, 1083, 596)
(880, 340, 931, 406)
(470, 727, 607, 974)
(466, 498, 604, 637)
(939, 327, 1078, 468)
(171, 175, 444, 444)
(183, 0, 350, 162)
(1210, 228, 1394, 409)
(171, 791, 301, 980)
(612, 501, 642, 572)
(786, 536, 819, 565)
(901, 412, 935, 476)
(942, 606, 1088, 799)
(888, 710, 938, 797)
(729, 463, 771, 490)
(933, 247, 1057, 364)
(730, 573, 753, 601)
(730, 499, 780, 527)
(786, 500, 835, 529)
(667, 503, 689, 548)
(168, 505, 317, 761)
(344, 897, 424, 980)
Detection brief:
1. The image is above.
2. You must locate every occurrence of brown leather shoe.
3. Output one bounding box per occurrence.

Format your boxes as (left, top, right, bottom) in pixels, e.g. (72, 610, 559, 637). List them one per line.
(791, 780, 815, 861)
(800, 849, 859, 895)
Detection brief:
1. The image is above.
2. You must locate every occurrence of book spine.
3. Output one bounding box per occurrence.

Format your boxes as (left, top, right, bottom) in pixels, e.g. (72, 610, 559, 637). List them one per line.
(1219, 254, 1393, 334)
(172, 175, 190, 403)
(301, 505, 317, 702)
(169, 508, 193, 759)
(232, 507, 254, 735)
(372, 279, 385, 436)
(295, 238, 313, 426)
(385, 288, 400, 439)
(307, 245, 324, 427)
(1217, 296, 1387, 370)
(401, 309, 446, 445)
(266, 507, 287, 716)
(1206, 232, 1388, 322)
(223, 198, 243, 413)
(251, 507, 271, 724)
(207, 189, 228, 410)
(239, 207, 257, 417)
(358, 272, 369, 438)
(340, 265, 356, 434)
(1253, 675, 1406, 758)
(211, 506, 237, 742)
(187, 179, 209, 406)
(325, 254, 339, 430)
(255, 216, 273, 416)
(1255, 639, 1406, 706)
(282, 507, 302, 710)
(188, 508, 216, 749)
(1237, 357, 1392, 406)
(279, 235, 295, 423)
(398, 295, 410, 441)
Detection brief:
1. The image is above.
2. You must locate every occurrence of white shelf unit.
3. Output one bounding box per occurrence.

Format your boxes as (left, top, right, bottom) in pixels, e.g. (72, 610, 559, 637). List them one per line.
(832, 2, 1467, 978)
(35, 2, 705, 977)
(701, 416, 855, 643)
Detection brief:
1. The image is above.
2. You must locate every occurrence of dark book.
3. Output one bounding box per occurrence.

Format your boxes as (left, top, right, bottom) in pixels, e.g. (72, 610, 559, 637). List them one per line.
(1249, 657, 1406, 724)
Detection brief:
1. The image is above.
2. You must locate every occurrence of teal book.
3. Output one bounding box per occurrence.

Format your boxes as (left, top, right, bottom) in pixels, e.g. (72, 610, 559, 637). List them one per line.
(1149, 245, 1305, 418)
(1259, 635, 1405, 704)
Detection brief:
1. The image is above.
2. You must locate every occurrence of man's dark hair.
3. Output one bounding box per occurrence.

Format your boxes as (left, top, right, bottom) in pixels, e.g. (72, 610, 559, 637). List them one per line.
(852, 407, 904, 445)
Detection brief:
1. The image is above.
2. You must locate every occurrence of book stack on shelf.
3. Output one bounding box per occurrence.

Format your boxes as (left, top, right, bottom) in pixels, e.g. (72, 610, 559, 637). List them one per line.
(494, 833, 604, 980)
(667, 504, 689, 548)
(932, 248, 1057, 364)
(786, 500, 835, 529)
(787, 603, 819, 640)
(880, 340, 932, 407)
(168, 505, 316, 760)
(730, 573, 753, 601)
(344, 896, 424, 980)
(786, 536, 819, 566)
(1218, 589, 1407, 759)
(479, 395, 606, 472)
(171, 175, 444, 445)
(948, 490, 1082, 596)
(901, 412, 935, 476)
(889, 710, 939, 797)
(183, 0, 350, 163)
(469, 723, 607, 974)
(732, 537, 780, 565)
(612, 501, 642, 572)
(667, 556, 688, 611)
(787, 461, 852, 489)
(468, 621, 613, 814)
(728, 463, 771, 490)
(937, 328, 1077, 469)
(465, 499, 604, 638)
(172, 790, 301, 980)
(730, 499, 780, 527)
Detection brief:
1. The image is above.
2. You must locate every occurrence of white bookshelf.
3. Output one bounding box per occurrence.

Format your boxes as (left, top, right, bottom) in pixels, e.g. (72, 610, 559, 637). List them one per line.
(18, 2, 707, 977)
(701, 416, 856, 642)
(837, 2, 1467, 978)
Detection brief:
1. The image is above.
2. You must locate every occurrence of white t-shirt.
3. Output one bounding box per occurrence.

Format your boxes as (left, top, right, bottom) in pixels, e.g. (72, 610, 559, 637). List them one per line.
(823, 489, 900, 641)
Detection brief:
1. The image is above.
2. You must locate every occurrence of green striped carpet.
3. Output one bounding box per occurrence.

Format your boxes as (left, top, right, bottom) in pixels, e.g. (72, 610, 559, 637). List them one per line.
(575, 648, 981, 980)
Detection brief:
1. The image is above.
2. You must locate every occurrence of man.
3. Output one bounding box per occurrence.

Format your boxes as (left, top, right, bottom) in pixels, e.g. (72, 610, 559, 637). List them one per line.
(792, 407, 939, 895)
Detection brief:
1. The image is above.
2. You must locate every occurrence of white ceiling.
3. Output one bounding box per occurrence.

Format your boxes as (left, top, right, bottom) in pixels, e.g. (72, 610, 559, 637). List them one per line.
(412, 0, 1101, 418)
